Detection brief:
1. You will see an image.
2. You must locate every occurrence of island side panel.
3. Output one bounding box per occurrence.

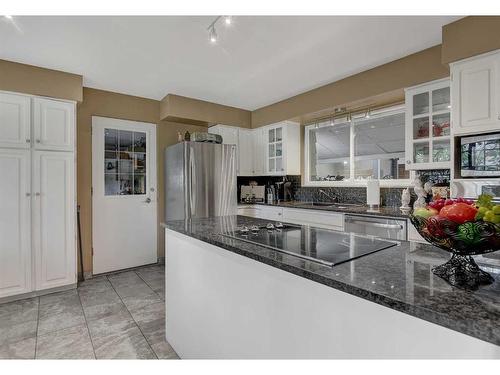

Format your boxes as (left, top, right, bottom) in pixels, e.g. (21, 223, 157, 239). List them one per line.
(164, 228, 500, 359)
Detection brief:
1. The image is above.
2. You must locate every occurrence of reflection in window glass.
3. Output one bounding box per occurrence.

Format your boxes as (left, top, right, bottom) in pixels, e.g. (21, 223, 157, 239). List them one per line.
(104, 129, 147, 195)
(354, 113, 408, 180)
(309, 122, 350, 181)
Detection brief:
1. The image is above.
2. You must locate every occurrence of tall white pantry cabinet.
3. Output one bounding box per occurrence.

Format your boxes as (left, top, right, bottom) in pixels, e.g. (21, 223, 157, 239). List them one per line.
(0, 91, 76, 300)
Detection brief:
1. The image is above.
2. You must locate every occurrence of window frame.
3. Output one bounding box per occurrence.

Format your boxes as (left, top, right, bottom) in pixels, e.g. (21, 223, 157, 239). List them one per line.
(304, 104, 414, 188)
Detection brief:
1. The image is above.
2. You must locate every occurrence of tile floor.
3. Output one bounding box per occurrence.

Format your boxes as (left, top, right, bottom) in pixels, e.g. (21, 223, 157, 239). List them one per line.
(0, 264, 179, 359)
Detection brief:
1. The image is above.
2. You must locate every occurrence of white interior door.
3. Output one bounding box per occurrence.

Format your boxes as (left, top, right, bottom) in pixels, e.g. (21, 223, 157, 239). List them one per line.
(92, 116, 157, 274)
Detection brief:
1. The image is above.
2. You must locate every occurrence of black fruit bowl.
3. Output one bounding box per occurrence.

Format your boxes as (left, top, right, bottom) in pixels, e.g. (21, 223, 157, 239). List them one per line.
(409, 215, 500, 290)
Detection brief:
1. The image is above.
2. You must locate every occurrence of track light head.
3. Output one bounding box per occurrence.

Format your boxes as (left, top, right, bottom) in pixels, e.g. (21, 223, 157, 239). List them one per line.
(209, 26, 218, 44)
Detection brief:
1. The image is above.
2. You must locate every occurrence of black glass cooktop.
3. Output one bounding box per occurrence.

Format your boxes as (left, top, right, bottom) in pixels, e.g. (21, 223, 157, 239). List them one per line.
(222, 224, 398, 267)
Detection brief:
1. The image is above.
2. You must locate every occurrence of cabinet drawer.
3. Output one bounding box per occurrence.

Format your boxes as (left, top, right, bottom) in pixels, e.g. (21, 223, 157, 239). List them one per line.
(282, 208, 344, 230)
(237, 206, 259, 218)
(254, 206, 283, 221)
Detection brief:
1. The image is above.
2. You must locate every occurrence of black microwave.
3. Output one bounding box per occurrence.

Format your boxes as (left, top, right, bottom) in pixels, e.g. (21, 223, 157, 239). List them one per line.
(460, 132, 500, 178)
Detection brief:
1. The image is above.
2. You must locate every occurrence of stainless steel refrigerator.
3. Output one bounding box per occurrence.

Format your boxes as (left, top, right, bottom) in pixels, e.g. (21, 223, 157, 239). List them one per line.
(165, 141, 237, 221)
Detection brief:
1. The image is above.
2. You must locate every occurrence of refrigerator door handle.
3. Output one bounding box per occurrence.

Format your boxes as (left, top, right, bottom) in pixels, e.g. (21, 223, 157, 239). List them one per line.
(189, 146, 196, 216)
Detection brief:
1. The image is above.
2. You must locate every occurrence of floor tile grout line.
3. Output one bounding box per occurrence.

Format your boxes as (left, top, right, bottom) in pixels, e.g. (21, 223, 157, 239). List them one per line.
(77, 286, 98, 360)
(33, 296, 40, 359)
(134, 269, 163, 298)
(107, 273, 158, 359)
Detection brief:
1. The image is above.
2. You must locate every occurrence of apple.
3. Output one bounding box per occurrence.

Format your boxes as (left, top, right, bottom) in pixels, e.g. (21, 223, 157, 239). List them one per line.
(414, 207, 438, 219)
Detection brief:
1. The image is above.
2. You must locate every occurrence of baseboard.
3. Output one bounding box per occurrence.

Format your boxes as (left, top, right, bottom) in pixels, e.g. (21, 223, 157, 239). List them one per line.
(0, 283, 77, 305)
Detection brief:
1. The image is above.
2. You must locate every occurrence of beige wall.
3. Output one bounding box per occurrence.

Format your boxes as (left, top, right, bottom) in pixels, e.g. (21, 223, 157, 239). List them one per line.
(442, 16, 500, 64)
(251, 45, 449, 128)
(161, 93, 252, 128)
(77, 88, 206, 275)
(0, 59, 83, 102)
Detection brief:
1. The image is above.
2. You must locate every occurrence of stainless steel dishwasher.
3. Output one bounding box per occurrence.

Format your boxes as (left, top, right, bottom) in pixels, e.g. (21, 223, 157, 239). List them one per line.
(344, 214, 407, 241)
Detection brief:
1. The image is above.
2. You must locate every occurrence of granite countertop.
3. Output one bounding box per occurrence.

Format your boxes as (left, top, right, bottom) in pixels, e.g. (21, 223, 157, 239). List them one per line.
(238, 200, 409, 218)
(163, 215, 500, 347)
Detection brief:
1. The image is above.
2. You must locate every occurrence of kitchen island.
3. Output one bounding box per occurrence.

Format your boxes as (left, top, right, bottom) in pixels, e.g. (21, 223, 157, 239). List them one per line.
(163, 216, 500, 359)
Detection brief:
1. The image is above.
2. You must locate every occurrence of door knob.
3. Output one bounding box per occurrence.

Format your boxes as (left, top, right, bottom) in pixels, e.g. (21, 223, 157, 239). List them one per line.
(144, 197, 151, 203)
(36, 139, 41, 143)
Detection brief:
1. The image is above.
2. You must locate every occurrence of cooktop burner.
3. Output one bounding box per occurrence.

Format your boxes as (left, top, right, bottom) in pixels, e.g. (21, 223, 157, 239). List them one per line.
(222, 223, 398, 266)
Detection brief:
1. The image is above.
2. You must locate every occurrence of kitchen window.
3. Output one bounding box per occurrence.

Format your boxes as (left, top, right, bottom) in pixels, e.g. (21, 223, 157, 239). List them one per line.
(305, 105, 413, 187)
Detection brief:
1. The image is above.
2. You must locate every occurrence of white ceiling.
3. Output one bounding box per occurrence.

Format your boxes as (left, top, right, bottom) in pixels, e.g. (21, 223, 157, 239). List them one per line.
(0, 16, 460, 110)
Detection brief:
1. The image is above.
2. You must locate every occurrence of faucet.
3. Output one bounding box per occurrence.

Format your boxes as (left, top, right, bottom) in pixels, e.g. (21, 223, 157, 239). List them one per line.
(319, 189, 337, 202)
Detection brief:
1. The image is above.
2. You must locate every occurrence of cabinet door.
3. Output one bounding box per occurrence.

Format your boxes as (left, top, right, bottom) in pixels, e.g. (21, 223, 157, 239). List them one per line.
(33, 151, 76, 291)
(252, 128, 265, 175)
(238, 129, 254, 176)
(452, 54, 500, 135)
(266, 125, 285, 175)
(34, 98, 75, 151)
(0, 149, 32, 298)
(0, 92, 31, 149)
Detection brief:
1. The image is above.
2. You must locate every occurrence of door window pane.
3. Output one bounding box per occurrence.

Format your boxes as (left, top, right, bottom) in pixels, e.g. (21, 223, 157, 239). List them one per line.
(104, 129, 147, 195)
(276, 157, 283, 172)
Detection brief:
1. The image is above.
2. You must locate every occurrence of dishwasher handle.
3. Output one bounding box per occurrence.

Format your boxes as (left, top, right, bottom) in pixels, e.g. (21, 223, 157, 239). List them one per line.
(346, 218, 404, 230)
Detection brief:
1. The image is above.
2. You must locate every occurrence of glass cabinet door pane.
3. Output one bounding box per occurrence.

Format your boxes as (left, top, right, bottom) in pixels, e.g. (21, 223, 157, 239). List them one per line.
(432, 113, 451, 137)
(268, 129, 275, 143)
(413, 143, 429, 163)
(268, 158, 275, 172)
(269, 144, 275, 157)
(275, 142, 282, 157)
(275, 127, 283, 141)
(432, 87, 450, 112)
(413, 117, 429, 139)
(413, 92, 429, 116)
(276, 157, 283, 172)
(432, 140, 450, 162)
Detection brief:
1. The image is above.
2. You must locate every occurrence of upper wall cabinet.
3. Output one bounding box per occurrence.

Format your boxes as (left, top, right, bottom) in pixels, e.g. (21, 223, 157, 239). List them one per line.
(451, 49, 500, 136)
(34, 98, 75, 151)
(405, 78, 451, 170)
(264, 121, 300, 175)
(209, 122, 300, 177)
(0, 92, 31, 149)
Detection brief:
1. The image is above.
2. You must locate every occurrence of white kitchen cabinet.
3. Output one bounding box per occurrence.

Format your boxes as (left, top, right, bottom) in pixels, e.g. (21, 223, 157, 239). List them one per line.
(238, 128, 254, 176)
(209, 124, 240, 174)
(0, 91, 76, 301)
(451, 49, 500, 136)
(252, 128, 265, 175)
(404, 78, 451, 170)
(0, 149, 32, 298)
(34, 97, 75, 151)
(0, 92, 31, 149)
(32, 151, 76, 291)
(237, 205, 283, 221)
(264, 121, 300, 176)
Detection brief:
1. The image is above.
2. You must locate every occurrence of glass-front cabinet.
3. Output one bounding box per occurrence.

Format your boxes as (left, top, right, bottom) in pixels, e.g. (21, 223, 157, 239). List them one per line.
(266, 125, 284, 174)
(405, 78, 451, 170)
(264, 121, 300, 176)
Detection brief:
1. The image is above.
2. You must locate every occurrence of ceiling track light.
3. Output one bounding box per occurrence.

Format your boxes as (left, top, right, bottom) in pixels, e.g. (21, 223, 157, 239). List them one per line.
(365, 108, 371, 119)
(207, 16, 233, 44)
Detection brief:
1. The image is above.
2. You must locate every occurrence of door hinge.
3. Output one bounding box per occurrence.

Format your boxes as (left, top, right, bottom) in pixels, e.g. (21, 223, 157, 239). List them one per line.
(91, 247, 94, 256)
(91, 187, 93, 195)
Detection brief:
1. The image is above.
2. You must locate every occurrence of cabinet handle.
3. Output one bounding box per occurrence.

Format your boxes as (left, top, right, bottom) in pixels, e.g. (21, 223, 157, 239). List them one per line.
(406, 160, 411, 164)
(36, 139, 41, 143)
(26, 139, 31, 143)
(35, 192, 41, 197)
(26, 193, 31, 197)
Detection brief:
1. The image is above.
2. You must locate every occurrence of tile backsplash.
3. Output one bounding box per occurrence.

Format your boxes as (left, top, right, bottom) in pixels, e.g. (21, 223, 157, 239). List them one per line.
(237, 170, 451, 207)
